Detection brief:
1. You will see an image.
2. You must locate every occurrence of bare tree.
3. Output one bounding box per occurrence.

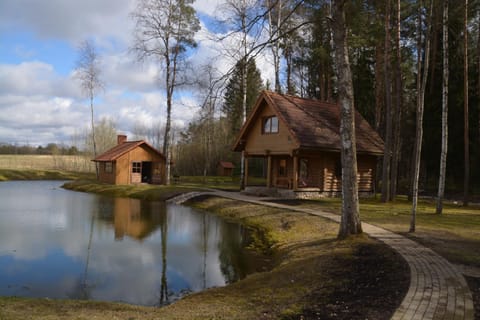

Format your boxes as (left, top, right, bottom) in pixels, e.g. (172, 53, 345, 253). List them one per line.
(410, 0, 433, 233)
(436, 0, 449, 214)
(132, 0, 200, 185)
(218, 0, 262, 189)
(75, 40, 104, 178)
(332, 0, 362, 239)
(266, 0, 283, 92)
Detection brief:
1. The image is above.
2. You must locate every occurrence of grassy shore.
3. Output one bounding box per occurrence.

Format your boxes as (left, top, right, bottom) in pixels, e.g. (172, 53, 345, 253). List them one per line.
(0, 180, 409, 320)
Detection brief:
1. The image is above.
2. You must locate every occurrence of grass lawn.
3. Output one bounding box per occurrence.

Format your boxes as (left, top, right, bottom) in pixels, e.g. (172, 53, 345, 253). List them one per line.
(274, 196, 480, 268)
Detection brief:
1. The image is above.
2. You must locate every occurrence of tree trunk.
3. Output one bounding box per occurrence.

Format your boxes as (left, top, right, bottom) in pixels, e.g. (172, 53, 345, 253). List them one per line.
(463, 0, 470, 206)
(90, 95, 99, 179)
(332, 0, 362, 239)
(267, 0, 282, 93)
(478, 8, 480, 158)
(390, 0, 403, 201)
(436, 0, 449, 214)
(381, 0, 393, 203)
(411, 0, 433, 233)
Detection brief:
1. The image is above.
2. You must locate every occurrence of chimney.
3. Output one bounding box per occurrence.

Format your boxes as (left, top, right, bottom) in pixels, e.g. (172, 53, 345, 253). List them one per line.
(117, 134, 127, 145)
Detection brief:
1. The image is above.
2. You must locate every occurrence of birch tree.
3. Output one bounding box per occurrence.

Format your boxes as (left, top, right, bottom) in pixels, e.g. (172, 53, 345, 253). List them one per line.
(332, 0, 362, 239)
(436, 0, 449, 214)
(132, 0, 200, 185)
(75, 40, 104, 178)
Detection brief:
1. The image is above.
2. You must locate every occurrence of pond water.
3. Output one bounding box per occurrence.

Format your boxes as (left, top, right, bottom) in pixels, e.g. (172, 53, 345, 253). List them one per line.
(0, 181, 266, 306)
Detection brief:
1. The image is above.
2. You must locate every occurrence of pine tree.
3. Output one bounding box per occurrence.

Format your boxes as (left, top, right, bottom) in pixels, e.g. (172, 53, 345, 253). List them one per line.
(222, 58, 264, 140)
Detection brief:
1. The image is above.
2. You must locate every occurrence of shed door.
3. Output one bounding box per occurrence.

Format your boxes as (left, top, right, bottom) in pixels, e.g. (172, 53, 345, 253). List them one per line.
(131, 161, 142, 184)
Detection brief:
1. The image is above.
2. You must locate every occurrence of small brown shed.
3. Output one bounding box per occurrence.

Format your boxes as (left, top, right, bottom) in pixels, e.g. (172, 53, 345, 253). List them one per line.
(93, 135, 166, 185)
(217, 161, 235, 176)
(233, 91, 384, 196)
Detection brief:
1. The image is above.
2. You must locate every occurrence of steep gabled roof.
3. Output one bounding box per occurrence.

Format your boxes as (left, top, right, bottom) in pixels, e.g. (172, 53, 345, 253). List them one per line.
(233, 91, 384, 155)
(93, 140, 165, 162)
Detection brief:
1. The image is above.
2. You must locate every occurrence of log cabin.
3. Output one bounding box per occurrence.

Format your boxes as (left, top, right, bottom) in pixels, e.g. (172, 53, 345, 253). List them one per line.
(233, 91, 384, 198)
(93, 135, 166, 185)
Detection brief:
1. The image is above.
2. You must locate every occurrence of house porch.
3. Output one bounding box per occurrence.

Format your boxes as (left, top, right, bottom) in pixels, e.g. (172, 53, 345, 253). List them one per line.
(243, 151, 376, 197)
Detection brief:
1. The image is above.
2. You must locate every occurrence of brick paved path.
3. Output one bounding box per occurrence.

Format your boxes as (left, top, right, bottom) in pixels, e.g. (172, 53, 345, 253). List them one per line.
(168, 190, 475, 320)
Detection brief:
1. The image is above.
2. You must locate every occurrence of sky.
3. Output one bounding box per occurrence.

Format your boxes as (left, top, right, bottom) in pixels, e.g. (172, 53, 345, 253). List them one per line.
(0, 0, 273, 147)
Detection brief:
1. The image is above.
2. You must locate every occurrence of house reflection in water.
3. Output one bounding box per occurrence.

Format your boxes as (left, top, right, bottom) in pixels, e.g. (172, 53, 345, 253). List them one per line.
(111, 198, 166, 241)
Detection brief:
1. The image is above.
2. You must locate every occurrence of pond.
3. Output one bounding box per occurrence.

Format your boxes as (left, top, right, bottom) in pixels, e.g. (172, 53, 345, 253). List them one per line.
(0, 181, 268, 306)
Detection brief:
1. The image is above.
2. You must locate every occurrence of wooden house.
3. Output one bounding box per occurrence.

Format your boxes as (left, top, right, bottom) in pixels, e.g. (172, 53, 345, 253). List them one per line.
(93, 135, 166, 185)
(233, 91, 384, 197)
(217, 161, 235, 176)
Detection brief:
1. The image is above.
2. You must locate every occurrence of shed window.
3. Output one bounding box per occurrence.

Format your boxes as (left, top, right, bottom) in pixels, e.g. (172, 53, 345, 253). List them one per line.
(105, 162, 113, 174)
(132, 162, 141, 173)
(263, 116, 279, 134)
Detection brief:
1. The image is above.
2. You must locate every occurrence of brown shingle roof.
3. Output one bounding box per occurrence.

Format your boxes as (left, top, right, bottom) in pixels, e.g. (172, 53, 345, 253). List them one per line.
(93, 140, 165, 162)
(234, 91, 384, 155)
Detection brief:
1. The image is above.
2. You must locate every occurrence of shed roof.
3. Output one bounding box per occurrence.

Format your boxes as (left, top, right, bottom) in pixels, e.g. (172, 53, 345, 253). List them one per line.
(218, 161, 235, 169)
(233, 91, 384, 155)
(93, 140, 165, 162)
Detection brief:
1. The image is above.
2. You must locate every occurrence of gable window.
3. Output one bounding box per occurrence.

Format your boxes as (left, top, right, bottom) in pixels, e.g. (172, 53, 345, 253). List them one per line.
(262, 116, 279, 134)
(132, 162, 141, 173)
(104, 162, 113, 174)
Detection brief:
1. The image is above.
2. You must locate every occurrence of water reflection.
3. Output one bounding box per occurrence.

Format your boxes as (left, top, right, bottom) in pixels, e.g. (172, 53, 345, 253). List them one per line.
(0, 181, 269, 306)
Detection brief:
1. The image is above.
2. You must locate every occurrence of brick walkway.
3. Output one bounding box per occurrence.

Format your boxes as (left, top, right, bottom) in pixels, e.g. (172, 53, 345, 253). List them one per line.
(168, 190, 475, 320)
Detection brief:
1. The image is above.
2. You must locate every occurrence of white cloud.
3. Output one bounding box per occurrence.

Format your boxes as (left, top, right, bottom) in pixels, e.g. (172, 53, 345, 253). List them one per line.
(0, 62, 79, 98)
(0, 0, 136, 45)
(0, 0, 276, 146)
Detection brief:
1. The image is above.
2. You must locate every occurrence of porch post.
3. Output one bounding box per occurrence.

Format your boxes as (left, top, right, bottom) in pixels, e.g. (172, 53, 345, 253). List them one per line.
(266, 155, 272, 187)
(293, 155, 299, 190)
(244, 155, 249, 188)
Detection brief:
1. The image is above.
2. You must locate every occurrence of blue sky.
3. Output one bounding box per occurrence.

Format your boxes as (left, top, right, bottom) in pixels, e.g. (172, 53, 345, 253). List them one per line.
(0, 0, 272, 147)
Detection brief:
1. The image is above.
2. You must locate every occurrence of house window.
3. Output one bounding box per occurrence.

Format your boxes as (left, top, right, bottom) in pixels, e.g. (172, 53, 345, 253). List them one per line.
(263, 116, 279, 134)
(132, 162, 141, 173)
(105, 162, 113, 174)
(278, 159, 287, 177)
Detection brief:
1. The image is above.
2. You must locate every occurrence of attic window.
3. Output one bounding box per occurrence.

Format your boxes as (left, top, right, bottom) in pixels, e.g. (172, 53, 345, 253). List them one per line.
(263, 116, 279, 134)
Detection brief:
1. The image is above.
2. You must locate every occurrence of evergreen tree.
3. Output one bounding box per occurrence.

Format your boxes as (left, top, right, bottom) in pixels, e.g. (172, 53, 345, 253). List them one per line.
(222, 58, 264, 140)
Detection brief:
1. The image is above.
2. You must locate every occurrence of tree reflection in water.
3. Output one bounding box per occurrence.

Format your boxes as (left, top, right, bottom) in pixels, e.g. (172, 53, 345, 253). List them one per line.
(0, 181, 272, 306)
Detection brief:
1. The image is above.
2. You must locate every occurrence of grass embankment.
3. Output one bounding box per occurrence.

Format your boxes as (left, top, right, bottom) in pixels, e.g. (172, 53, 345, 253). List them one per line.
(62, 179, 203, 201)
(0, 189, 409, 320)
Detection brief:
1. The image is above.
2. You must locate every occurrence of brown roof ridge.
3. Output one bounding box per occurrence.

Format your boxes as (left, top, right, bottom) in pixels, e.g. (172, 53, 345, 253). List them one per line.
(93, 139, 165, 162)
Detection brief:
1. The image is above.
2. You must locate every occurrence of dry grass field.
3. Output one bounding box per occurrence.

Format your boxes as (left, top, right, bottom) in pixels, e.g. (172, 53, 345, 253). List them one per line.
(0, 154, 95, 172)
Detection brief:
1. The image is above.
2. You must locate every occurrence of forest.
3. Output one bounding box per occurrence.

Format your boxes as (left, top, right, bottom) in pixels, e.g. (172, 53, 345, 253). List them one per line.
(172, 0, 480, 203)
